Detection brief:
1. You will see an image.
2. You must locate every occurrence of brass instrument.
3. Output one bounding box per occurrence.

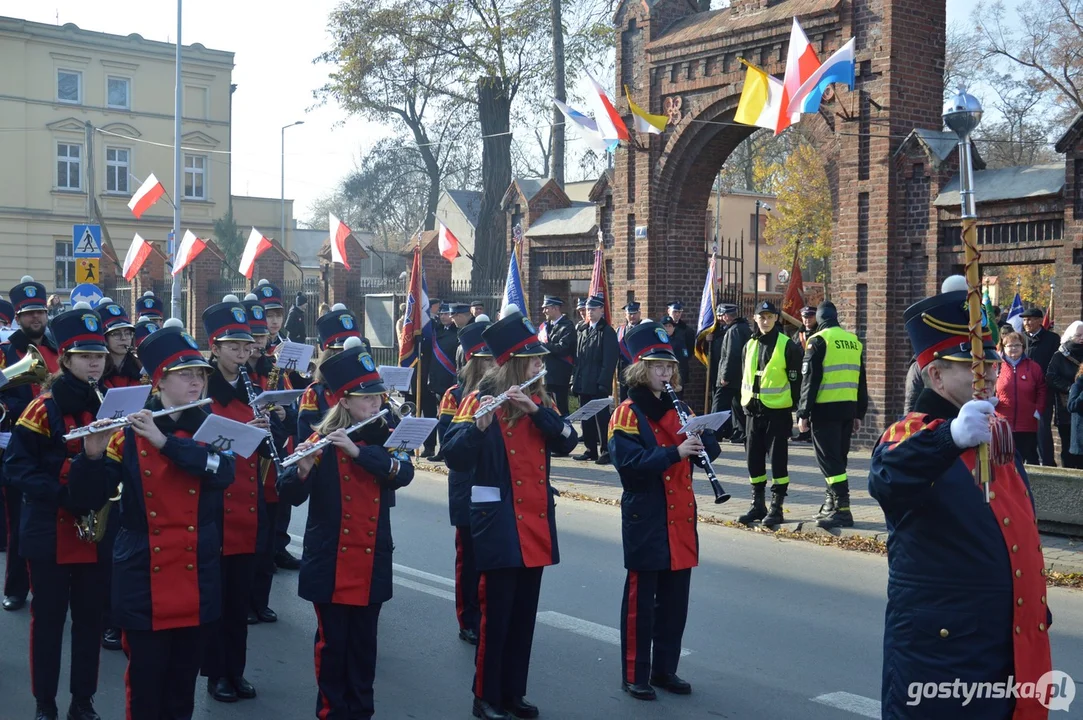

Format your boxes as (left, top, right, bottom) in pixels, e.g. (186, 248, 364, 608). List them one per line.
(0, 345, 50, 426)
(280, 409, 390, 468)
(386, 393, 416, 419)
(75, 380, 123, 543)
(472, 369, 548, 420)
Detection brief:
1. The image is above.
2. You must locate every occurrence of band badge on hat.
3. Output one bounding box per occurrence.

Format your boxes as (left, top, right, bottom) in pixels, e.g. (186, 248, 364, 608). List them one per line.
(251, 305, 265, 320)
(143, 298, 155, 309)
(655, 327, 669, 344)
(341, 314, 355, 330)
(261, 286, 274, 299)
(183, 333, 199, 350)
(82, 314, 99, 332)
(231, 307, 246, 323)
(107, 305, 122, 316)
(359, 353, 376, 372)
(25, 286, 37, 298)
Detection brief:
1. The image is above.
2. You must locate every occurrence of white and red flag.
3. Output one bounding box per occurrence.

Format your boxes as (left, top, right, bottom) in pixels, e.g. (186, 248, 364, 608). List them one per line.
(437, 221, 460, 262)
(121, 233, 153, 281)
(127, 173, 166, 219)
(171, 230, 206, 276)
(238, 227, 273, 279)
(777, 18, 821, 135)
(329, 213, 352, 270)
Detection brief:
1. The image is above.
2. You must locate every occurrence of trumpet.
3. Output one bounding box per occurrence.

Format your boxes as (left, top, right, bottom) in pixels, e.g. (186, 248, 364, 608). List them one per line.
(473, 369, 548, 420)
(280, 409, 390, 468)
(386, 393, 416, 419)
(63, 398, 213, 441)
(0, 345, 50, 426)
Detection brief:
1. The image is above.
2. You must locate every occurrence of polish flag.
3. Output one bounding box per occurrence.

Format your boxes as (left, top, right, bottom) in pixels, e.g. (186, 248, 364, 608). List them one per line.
(238, 227, 273, 279)
(171, 230, 206, 276)
(437, 222, 460, 262)
(127, 173, 166, 219)
(777, 18, 821, 135)
(122, 233, 153, 281)
(584, 70, 630, 144)
(329, 213, 352, 270)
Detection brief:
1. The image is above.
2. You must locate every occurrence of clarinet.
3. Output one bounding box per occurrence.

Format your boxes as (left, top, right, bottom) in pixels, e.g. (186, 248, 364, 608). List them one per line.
(238, 365, 285, 472)
(662, 382, 731, 505)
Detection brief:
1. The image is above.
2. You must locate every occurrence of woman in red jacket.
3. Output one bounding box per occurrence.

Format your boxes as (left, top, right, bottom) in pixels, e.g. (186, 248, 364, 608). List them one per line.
(995, 331, 1046, 464)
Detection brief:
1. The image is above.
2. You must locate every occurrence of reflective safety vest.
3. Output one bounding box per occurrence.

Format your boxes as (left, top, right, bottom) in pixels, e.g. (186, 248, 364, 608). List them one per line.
(808, 326, 862, 404)
(741, 333, 793, 409)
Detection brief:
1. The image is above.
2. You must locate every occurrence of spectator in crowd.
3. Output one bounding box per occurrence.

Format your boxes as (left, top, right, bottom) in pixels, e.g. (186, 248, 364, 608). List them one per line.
(1045, 319, 1083, 468)
(285, 292, 308, 342)
(318, 302, 331, 317)
(715, 306, 751, 443)
(995, 331, 1046, 464)
(903, 356, 923, 415)
(1066, 364, 1083, 463)
(1021, 307, 1060, 464)
(394, 302, 408, 341)
(46, 293, 64, 318)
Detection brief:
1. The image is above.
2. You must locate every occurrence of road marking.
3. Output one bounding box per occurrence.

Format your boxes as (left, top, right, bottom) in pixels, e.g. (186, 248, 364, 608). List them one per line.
(393, 563, 456, 588)
(536, 611, 691, 657)
(811, 692, 881, 718)
(394, 576, 456, 602)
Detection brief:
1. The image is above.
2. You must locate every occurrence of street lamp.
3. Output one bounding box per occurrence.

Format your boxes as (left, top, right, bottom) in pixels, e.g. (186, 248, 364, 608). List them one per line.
(281, 120, 304, 253)
(753, 200, 772, 307)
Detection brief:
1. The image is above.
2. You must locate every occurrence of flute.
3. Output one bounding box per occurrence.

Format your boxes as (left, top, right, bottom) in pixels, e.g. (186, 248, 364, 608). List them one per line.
(473, 369, 548, 420)
(280, 409, 390, 468)
(63, 398, 213, 441)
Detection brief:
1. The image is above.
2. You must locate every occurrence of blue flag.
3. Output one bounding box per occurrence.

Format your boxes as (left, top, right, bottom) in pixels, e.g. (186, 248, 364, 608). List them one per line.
(502, 245, 526, 316)
(1006, 293, 1025, 333)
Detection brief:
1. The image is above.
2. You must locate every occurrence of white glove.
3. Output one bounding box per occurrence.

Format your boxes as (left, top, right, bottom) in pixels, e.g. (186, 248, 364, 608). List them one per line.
(1034, 411, 1041, 420)
(950, 400, 995, 449)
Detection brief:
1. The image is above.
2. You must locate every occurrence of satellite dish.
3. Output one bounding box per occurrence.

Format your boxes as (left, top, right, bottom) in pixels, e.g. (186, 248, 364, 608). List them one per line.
(777, 269, 790, 284)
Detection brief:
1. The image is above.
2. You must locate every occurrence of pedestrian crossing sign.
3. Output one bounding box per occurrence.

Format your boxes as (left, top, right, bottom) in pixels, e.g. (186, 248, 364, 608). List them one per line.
(72, 224, 102, 258)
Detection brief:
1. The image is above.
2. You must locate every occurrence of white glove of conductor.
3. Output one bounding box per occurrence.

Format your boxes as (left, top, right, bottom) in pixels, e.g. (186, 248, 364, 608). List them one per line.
(950, 399, 995, 449)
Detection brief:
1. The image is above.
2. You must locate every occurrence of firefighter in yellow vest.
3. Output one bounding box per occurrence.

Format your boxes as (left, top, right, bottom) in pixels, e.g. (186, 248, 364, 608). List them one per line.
(737, 301, 803, 528)
(796, 302, 868, 529)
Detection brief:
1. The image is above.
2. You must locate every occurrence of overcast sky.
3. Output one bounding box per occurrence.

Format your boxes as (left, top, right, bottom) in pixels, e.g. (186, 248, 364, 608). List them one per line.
(10, 1, 1018, 226)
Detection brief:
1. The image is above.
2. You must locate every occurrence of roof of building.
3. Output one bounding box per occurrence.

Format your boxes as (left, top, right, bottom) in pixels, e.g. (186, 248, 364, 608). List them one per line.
(933, 163, 1065, 207)
(564, 180, 597, 203)
(512, 178, 547, 202)
(720, 187, 777, 200)
(292, 228, 330, 268)
(525, 203, 597, 238)
(1055, 113, 1083, 153)
(445, 189, 483, 229)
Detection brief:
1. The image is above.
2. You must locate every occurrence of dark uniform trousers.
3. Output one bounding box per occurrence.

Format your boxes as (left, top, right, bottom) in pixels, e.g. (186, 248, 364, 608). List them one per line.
(746, 410, 791, 480)
(810, 417, 853, 479)
(576, 394, 611, 455)
(28, 556, 108, 701)
(550, 386, 570, 417)
(253, 502, 278, 611)
(474, 567, 543, 707)
(275, 502, 293, 554)
(711, 387, 737, 437)
(122, 626, 202, 720)
(4, 485, 29, 598)
(422, 391, 439, 453)
(620, 569, 691, 685)
(454, 527, 479, 633)
(202, 553, 257, 679)
(313, 602, 381, 720)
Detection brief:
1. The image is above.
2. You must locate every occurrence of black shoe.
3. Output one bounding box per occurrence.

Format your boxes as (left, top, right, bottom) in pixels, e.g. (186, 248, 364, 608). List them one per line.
(101, 627, 122, 651)
(649, 672, 692, 695)
(595, 452, 611, 465)
(231, 676, 256, 699)
(573, 451, 597, 462)
(729, 436, 746, 445)
(817, 508, 854, 529)
(208, 677, 237, 703)
(459, 627, 478, 645)
(421, 448, 436, 459)
(3, 595, 26, 611)
(35, 701, 58, 720)
(506, 697, 539, 719)
(472, 698, 510, 719)
(432, 451, 445, 463)
(274, 550, 301, 570)
(256, 607, 277, 623)
(66, 696, 101, 720)
(246, 610, 259, 625)
(621, 682, 657, 701)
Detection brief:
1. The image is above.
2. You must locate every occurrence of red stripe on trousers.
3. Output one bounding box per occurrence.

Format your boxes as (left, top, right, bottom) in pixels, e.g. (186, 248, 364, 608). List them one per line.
(122, 631, 133, 720)
(454, 529, 465, 630)
(625, 571, 638, 684)
(474, 574, 488, 698)
(314, 604, 331, 720)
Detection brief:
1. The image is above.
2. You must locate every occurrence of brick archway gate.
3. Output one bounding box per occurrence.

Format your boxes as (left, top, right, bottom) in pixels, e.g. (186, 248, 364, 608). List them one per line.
(611, 0, 949, 438)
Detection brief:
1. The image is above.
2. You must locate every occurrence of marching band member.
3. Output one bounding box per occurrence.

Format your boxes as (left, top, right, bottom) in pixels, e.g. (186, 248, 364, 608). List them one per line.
(68, 322, 234, 720)
(133, 291, 164, 321)
(608, 322, 720, 701)
(2, 277, 60, 614)
(201, 295, 285, 703)
(297, 306, 365, 444)
(97, 299, 142, 389)
(4, 304, 107, 720)
(277, 336, 414, 720)
(0, 296, 15, 339)
(133, 316, 161, 348)
(254, 279, 288, 350)
(436, 321, 492, 646)
(443, 311, 578, 720)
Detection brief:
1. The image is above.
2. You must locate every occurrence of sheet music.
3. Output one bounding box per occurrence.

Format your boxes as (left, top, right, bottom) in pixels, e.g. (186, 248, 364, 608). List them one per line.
(383, 417, 439, 451)
(378, 365, 415, 392)
(251, 389, 305, 410)
(275, 341, 315, 373)
(192, 415, 268, 458)
(565, 397, 613, 423)
(96, 385, 153, 421)
(677, 411, 731, 436)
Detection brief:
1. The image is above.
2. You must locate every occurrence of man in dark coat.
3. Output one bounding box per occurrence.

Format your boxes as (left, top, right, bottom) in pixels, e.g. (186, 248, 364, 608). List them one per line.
(540, 296, 576, 416)
(284, 292, 307, 342)
(869, 279, 1052, 719)
(1021, 308, 1060, 466)
(572, 295, 618, 464)
(716, 307, 752, 444)
(616, 302, 643, 401)
(666, 302, 695, 394)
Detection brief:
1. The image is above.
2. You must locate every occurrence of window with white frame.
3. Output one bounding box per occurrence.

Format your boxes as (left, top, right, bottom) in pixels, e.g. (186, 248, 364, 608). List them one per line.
(107, 76, 130, 109)
(183, 154, 206, 199)
(55, 241, 76, 291)
(106, 147, 130, 193)
(57, 70, 81, 103)
(56, 142, 82, 190)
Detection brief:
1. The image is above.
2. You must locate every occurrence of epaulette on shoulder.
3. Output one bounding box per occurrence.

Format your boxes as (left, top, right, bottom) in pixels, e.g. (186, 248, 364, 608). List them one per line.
(609, 400, 639, 437)
(452, 391, 480, 424)
(106, 431, 126, 463)
(299, 386, 319, 413)
(306, 431, 321, 444)
(16, 396, 50, 436)
(880, 413, 943, 450)
(439, 388, 460, 416)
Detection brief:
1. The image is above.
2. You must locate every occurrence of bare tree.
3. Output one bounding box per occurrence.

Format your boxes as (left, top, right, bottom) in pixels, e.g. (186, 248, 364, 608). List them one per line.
(975, 73, 1061, 167)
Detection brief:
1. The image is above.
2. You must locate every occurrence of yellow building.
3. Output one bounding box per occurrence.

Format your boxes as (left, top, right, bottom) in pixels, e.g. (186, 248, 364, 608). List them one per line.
(0, 16, 296, 297)
(706, 188, 783, 294)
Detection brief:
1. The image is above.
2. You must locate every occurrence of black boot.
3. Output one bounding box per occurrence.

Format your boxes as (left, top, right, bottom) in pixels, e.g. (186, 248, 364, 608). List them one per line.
(737, 484, 767, 525)
(65, 696, 100, 720)
(814, 487, 836, 519)
(101, 627, 122, 651)
(35, 701, 58, 720)
(762, 484, 787, 527)
(472, 698, 510, 719)
(207, 677, 238, 703)
(817, 481, 854, 529)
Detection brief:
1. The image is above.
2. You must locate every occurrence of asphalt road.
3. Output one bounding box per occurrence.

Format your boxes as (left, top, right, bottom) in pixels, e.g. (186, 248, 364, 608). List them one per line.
(1, 470, 1082, 719)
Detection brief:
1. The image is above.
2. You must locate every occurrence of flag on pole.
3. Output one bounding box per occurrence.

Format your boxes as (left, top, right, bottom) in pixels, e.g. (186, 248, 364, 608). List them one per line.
(238, 227, 273, 279)
(734, 60, 785, 131)
(328, 213, 352, 270)
(171, 230, 206, 276)
(1006, 293, 1025, 333)
(694, 254, 719, 367)
(502, 224, 526, 314)
(127, 173, 166, 219)
(122, 233, 153, 281)
(437, 221, 460, 262)
(983, 289, 1000, 345)
(1044, 288, 1055, 331)
(624, 86, 668, 134)
(787, 37, 856, 116)
(584, 70, 631, 145)
(553, 99, 614, 154)
(780, 249, 805, 324)
(398, 245, 431, 368)
(588, 230, 611, 323)
(777, 18, 821, 135)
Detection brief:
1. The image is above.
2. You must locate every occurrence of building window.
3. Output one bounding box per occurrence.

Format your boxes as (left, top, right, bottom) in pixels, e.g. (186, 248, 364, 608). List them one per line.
(57, 70, 81, 104)
(106, 147, 130, 193)
(756, 273, 770, 292)
(56, 142, 82, 190)
(55, 241, 76, 291)
(183, 154, 206, 199)
(107, 76, 130, 109)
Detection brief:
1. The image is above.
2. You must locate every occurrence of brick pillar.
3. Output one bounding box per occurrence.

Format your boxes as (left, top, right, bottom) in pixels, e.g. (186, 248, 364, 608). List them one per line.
(252, 244, 288, 296)
(185, 240, 227, 346)
(1059, 144, 1082, 326)
(319, 237, 369, 314)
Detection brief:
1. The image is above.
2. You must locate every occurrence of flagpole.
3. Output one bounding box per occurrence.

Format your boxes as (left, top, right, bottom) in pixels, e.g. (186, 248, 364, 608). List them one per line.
(415, 231, 423, 418)
(170, 0, 183, 320)
(705, 250, 717, 415)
